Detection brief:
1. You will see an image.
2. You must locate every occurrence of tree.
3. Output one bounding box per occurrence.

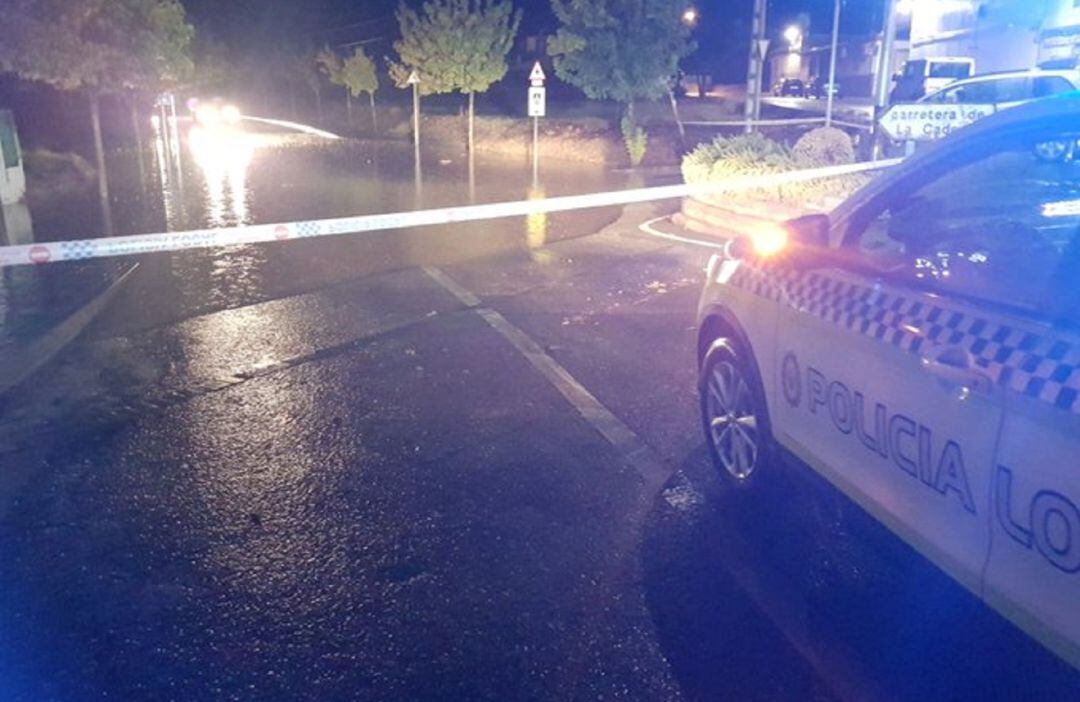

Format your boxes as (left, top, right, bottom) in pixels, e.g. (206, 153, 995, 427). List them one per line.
(341, 48, 380, 131)
(297, 50, 324, 122)
(390, 0, 521, 156)
(0, 0, 193, 233)
(548, 0, 693, 118)
(316, 48, 347, 121)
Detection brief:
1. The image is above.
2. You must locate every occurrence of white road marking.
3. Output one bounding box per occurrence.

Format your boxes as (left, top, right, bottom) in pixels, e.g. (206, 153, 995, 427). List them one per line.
(422, 266, 669, 489)
(638, 216, 729, 251)
(421, 266, 481, 307)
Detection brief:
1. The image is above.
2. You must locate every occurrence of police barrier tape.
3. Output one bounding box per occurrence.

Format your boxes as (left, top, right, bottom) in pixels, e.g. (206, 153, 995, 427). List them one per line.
(0, 158, 903, 269)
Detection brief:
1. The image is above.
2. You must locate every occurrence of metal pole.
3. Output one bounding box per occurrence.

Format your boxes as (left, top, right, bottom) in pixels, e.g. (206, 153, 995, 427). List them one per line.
(412, 81, 421, 167)
(743, 0, 768, 132)
(532, 116, 539, 186)
(872, 0, 899, 157)
(825, 0, 841, 127)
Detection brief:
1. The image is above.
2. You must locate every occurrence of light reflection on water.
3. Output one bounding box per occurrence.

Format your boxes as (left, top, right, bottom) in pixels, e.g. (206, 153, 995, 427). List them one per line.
(187, 126, 254, 228)
(30, 123, 628, 249)
(26, 126, 646, 335)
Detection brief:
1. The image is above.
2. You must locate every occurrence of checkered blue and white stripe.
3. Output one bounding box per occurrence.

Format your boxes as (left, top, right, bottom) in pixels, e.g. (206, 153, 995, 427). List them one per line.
(728, 264, 1080, 414)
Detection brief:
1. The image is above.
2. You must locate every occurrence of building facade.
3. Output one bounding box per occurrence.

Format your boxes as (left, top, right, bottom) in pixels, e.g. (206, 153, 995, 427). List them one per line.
(908, 0, 1080, 72)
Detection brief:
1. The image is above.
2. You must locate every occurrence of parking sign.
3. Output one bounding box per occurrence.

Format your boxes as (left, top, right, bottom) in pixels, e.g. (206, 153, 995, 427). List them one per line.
(528, 86, 546, 117)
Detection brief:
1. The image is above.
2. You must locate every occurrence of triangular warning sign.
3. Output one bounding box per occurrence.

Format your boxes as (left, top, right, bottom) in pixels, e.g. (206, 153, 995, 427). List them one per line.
(529, 61, 546, 83)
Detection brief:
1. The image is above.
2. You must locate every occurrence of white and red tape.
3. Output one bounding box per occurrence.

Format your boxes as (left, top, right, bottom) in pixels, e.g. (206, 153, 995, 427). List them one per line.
(0, 159, 901, 268)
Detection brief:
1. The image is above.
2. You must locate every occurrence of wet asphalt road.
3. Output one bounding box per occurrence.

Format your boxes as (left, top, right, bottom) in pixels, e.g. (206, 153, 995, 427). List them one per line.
(1, 204, 1078, 701)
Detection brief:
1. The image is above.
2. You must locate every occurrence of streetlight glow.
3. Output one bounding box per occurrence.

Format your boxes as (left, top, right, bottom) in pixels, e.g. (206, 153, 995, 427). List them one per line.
(682, 7, 698, 25)
(783, 25, 802, 46)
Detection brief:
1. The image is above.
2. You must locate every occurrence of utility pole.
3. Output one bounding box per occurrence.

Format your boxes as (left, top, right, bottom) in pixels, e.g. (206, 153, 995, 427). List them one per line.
(872, 0, 900, 156)
(743, 0, 768, 132)
(825, 0, 841, 127)
(407, 70, 421, 169)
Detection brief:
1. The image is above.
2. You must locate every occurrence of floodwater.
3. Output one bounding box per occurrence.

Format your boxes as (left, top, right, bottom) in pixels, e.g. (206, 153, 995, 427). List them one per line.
(6, 120, 646, 336)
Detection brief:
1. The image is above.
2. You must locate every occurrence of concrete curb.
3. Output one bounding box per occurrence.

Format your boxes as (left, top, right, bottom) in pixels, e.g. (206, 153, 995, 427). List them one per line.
(0, 263, 138, 395)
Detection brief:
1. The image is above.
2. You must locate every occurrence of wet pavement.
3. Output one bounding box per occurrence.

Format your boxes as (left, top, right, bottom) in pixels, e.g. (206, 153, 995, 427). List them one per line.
(1, 197, 1078, 700)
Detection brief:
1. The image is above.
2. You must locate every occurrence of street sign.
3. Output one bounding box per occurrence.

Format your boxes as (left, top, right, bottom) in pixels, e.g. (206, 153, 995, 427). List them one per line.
(879, 102, 995, 142)
(757, 39, 770, 59)
(406, 70, 420, 85)
(528, 86, 546, 117)
(529, 61, 546, 86)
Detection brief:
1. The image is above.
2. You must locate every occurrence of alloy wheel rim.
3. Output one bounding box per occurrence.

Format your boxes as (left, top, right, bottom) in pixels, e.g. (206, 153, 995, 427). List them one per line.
(706, 360, 760, 481)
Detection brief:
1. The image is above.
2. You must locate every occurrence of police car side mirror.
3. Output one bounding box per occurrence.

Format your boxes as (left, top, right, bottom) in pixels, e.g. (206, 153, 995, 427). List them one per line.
(785, 214, 830, 250)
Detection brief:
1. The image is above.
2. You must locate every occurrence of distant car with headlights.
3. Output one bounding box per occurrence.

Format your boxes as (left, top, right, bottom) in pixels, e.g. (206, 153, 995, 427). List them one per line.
(773, 78, 806, 98)
(696, 95, 1080, 670)
(807, 76, 840, 100)
(191, 98, 241, 129)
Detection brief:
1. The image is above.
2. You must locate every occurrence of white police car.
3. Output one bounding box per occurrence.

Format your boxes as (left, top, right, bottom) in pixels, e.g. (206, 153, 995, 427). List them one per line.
(697, 94, 1080, 669)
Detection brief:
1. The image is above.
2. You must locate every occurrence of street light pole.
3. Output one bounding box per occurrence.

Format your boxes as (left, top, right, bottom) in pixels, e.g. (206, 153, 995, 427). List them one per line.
(872, 0, 900, 155)
(743, 0, 768, 133)
(825, 0, 841, 127)
(406, 69, 421, 167)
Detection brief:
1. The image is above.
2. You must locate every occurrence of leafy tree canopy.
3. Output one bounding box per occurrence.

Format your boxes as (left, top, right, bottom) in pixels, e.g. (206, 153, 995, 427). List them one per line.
(0, 0, 194, 93)
(548, 0, 693, 104)
(340, 48, 379, 97)
(389, 0, 522, 96)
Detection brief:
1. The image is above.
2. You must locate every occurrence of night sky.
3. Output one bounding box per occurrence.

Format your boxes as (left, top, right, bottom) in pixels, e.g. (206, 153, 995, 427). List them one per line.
(182, 0, 886, 53)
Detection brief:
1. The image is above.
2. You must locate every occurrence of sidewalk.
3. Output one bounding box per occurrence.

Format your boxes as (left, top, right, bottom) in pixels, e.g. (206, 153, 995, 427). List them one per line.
(0, 260, 134, 393)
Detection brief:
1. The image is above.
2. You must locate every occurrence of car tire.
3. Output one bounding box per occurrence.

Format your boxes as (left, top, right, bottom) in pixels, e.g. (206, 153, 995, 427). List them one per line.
(699, 337, 773, 489)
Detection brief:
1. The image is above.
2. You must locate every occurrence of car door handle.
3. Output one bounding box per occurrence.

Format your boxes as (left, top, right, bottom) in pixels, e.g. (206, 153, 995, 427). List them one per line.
(919, 344, 995, 395)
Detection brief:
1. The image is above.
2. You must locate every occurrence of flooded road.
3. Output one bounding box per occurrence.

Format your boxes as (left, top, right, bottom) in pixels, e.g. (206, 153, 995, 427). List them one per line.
(10, 121, 659, 336)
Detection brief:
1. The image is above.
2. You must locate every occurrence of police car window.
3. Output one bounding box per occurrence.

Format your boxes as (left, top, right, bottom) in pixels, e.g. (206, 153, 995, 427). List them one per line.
(953, 80, 999, 103)
(1034, 75, 1074, 97)
(988, 77, 1033, 103)
(852, 135, 1080, 315)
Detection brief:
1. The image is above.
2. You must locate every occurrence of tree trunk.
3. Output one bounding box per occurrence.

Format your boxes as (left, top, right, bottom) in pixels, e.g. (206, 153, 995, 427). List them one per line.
(667, 86, 686, 146)
(89, 92, 114, 236)
(345, 90, 353, 126)
(129, 93, 147, 187)
(369, 92, 378, 133)
(314, 85, 323, 123)
(625, 99, 635, 123)
(467, 91, 475, 157)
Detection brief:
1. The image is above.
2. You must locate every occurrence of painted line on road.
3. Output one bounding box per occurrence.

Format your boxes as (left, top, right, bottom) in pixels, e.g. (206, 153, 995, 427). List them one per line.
(421, 266, 481, 307)
(423, 266, 670, 489)
(0, 158, 901, 269)
(637, 215, 728, 251)
(0, 264, 139, 395)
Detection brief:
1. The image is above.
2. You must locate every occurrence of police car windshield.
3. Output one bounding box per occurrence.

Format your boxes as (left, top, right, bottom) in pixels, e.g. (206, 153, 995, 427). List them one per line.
(854, 133, 1080, 318)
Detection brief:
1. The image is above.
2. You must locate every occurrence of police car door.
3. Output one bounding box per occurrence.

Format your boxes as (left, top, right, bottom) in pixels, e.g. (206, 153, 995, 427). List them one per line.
(772, 136, 1035, 595)
(979, 137, 1080, 667)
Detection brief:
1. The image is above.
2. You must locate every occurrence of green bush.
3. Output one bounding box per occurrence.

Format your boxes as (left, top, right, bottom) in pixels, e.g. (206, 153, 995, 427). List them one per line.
(681, 129, 868, 207)
(792, 126, 855, 166)
(620, 117, 648, 167)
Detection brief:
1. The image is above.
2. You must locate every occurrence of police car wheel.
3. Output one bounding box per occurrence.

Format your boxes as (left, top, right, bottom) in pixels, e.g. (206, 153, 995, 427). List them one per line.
(700, 339, 770, 486)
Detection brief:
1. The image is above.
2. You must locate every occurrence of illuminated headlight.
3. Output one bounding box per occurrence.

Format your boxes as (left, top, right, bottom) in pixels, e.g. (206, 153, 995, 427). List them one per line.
(749, 222, 789, 257)
(221, 105, 241, 124)
(196, 104, 221, 126)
